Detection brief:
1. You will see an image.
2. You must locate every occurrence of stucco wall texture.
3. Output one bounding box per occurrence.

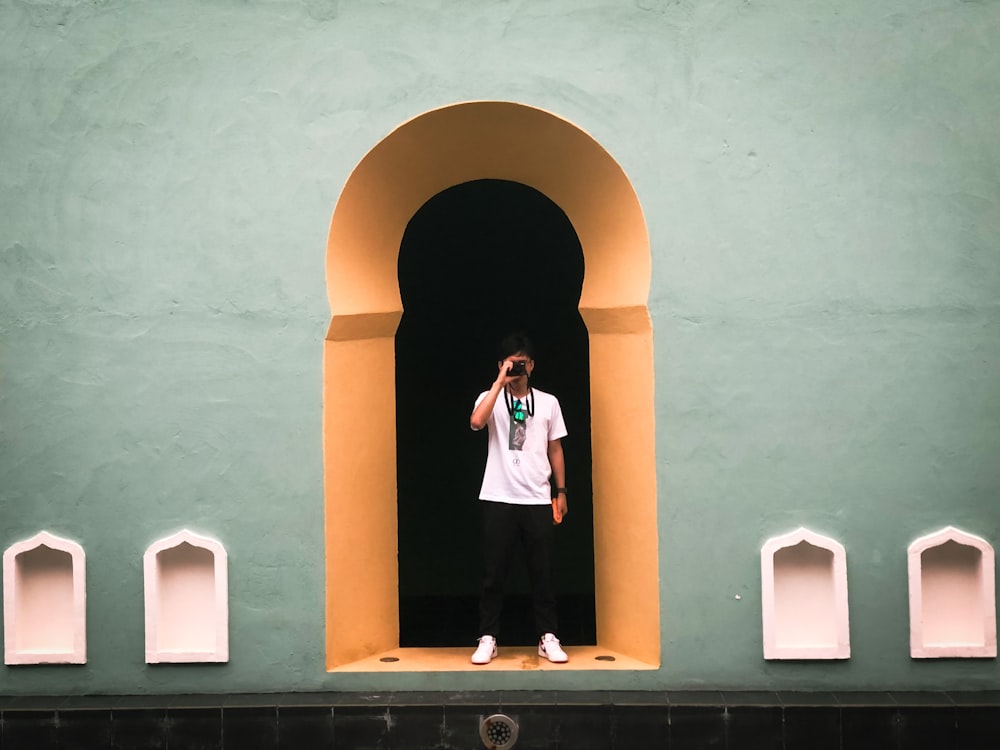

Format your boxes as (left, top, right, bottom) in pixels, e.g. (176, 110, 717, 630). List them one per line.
(1, 0, 998, 694)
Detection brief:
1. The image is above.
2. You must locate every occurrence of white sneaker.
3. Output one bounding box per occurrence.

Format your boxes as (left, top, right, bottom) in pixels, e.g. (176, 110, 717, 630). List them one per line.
(538, 633, 568, 663)
(471, 635, 497, 665)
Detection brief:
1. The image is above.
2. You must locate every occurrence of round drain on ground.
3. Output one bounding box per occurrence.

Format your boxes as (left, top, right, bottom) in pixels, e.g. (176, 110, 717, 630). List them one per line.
(480, 713, 518, 749)
(379, 656, 400, 662)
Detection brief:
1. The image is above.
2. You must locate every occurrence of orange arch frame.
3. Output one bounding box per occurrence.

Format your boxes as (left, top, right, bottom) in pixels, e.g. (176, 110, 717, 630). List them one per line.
(325, 101, 659, 669)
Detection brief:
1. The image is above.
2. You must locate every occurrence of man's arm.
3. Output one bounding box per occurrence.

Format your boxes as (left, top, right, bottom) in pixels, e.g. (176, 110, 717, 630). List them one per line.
(548, 438, 567, 522)
(470, 361, 514, 430)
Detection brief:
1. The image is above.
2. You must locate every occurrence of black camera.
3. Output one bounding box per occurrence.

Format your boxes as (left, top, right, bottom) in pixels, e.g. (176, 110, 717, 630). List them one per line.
(508, 361, 527, 376)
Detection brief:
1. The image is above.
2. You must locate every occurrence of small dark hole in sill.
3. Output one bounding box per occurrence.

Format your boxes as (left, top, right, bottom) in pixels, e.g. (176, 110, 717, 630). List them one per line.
(380, 657, 400, 662)
(595, 655, 616, 662)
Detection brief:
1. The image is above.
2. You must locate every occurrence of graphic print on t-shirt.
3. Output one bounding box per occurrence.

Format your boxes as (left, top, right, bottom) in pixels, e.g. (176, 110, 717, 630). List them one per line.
(508, 412, 526, 451)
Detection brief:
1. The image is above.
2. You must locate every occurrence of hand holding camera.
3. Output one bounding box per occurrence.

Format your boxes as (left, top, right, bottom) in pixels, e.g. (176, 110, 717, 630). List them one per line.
(496, 358, 529, 386)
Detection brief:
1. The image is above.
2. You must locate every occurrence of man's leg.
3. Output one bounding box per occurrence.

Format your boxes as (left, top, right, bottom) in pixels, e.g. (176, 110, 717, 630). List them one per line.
(479, 501, 518, 637)
(523, 504, 558, 637)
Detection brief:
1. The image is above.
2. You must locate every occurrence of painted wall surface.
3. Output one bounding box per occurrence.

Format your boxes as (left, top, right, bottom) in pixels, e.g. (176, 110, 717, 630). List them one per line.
(1, 0, 998, 693)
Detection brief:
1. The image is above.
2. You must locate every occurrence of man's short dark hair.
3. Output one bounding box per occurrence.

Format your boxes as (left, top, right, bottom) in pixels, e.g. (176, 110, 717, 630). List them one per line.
(499, 332, 535, 360)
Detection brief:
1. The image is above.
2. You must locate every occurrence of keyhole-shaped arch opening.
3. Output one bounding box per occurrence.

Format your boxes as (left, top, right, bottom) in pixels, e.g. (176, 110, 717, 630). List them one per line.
(395, 179, 595, 647)
(324, 101, 659, 670)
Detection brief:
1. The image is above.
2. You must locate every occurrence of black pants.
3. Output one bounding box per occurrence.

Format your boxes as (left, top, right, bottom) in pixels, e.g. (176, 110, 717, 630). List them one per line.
(479, 501, 558, 639)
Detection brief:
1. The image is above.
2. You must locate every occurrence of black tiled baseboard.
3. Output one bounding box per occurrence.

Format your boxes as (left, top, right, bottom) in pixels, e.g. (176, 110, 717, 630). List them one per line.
(0, 692, 997, 749)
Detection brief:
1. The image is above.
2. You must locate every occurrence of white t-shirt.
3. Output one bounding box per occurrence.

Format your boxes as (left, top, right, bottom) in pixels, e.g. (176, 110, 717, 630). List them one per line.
(473, 387, 567, 505)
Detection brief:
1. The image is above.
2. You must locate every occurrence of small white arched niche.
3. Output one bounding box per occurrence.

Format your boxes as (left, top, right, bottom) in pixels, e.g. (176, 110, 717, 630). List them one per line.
(908, 526, 996, 659)
(3, 531, 87, 664)
(144, 530, 228, 663)
(761, 528, 850, 660)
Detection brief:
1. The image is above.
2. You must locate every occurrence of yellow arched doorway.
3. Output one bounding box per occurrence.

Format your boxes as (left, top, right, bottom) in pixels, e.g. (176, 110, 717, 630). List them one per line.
(324, 101, 659, 670)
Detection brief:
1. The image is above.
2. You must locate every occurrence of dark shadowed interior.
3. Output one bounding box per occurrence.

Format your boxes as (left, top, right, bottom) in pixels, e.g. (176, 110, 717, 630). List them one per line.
(396, 179, 595, 647)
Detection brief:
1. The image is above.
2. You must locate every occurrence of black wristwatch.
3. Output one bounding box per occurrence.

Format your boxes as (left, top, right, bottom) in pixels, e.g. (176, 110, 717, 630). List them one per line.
(554, 487, 567, 495)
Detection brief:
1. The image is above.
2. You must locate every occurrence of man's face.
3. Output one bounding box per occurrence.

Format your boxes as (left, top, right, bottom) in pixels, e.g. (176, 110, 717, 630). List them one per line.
(501, 353, 534, 378)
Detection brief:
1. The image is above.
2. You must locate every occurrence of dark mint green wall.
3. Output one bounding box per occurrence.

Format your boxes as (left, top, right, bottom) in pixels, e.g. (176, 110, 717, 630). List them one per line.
(1, 0, 997, 693)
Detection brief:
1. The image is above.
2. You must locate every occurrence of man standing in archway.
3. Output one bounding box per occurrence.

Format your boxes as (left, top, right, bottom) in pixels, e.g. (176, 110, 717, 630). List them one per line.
(469, 333, 570, 665)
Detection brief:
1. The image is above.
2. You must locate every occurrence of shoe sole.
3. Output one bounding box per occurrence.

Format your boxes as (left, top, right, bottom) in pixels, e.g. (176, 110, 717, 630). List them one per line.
(538, 647, 568, 663)
(471, 648, 498, 665)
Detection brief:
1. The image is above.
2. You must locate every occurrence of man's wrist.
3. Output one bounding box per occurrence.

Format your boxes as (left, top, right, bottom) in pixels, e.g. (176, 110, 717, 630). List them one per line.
(555, 487, 567, 495)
